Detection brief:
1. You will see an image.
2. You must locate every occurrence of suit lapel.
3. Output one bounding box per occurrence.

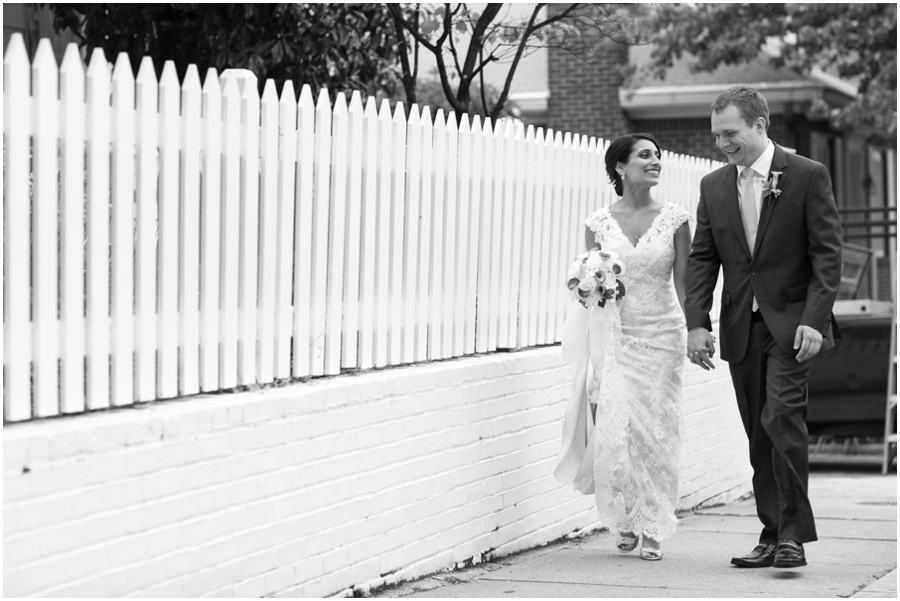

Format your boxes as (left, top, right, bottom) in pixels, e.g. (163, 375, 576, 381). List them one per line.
(751, 144, 789, 261)
(724, 166, 752, 258)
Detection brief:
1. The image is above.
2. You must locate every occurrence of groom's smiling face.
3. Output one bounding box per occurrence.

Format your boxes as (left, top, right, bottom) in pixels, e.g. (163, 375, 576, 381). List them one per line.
(711, 105, 768, 167)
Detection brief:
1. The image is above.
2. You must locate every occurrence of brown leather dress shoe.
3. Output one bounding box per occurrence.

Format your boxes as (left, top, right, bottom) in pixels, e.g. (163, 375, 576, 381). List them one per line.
(773, 539, 807, 568)
(731, 543, 777, 567)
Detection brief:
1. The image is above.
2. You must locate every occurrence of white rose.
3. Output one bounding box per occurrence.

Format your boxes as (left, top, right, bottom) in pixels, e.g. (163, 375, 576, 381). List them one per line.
(577, 277, 597, 293)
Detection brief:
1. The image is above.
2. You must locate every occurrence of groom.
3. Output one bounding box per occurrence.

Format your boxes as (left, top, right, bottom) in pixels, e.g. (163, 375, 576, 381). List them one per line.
(684, 86, 842, 569)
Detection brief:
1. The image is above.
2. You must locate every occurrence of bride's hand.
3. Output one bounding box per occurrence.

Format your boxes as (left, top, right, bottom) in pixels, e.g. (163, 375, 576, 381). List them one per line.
(687, 328, 716, 370)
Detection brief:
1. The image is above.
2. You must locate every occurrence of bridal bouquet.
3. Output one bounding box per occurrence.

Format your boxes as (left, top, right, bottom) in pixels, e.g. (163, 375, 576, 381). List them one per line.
(566, 247, 626, 308)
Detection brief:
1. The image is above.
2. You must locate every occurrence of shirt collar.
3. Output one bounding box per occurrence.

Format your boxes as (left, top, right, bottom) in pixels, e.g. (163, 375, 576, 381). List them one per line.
(737, 140, 775, 179)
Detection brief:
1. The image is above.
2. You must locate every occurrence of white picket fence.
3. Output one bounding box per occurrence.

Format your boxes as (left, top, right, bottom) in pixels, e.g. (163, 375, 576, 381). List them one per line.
(2, 35, 721, 422)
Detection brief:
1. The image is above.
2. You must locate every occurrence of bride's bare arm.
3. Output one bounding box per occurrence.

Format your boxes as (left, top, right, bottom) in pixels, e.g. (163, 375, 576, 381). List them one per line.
(673, 222, 691, 314)
(585, 225, 599, 251)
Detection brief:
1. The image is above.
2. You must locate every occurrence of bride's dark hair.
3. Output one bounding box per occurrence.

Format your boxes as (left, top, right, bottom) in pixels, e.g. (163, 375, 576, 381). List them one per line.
(605, 133, 662, 197)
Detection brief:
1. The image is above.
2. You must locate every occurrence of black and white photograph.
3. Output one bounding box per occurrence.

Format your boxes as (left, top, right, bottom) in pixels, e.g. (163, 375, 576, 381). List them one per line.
(3, 3, 896, 598)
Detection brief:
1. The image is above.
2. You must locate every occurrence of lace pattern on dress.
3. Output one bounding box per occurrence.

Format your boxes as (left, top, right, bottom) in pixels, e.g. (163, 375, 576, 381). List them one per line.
(580, 202, 691, 541)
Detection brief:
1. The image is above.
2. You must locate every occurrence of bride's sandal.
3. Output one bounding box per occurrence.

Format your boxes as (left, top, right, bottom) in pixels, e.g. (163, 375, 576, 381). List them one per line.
(616, 532, 639, 553)
(639, 536, 662, 561)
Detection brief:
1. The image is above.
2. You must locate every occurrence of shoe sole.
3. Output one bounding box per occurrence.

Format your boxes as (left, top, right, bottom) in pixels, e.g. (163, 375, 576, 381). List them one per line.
(730, 560, 774, 568)
(773, 559, 807, 568)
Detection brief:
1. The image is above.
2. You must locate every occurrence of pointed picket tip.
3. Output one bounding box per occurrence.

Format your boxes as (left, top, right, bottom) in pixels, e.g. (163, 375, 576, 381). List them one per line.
(458, 112, 470, 134)
(407, 103, 420, 126)
(60, 43, 84, 75)
(420, 104, 431, 124)
(136, 55, 157, 85)
(363, 95, 377, 116)
(471, 114, 482, 132)
(181, 63, 200, 93)
(377, 97, 391, 118)
(482, 116, 493, 135)
(588, 136, 597, 152)
(525, 123, 535, 142)
(112, 52, 133, 81)
(299, 83, 313, 106)
(563, 131, 573, 148)
(159, 60, 178, 87)
(315, 87, 330, 109)
(202, 67, 221, 94)
(87, 46, 109, 76)
(446, 110, 458, 131)
(392, 101, 405, 121)
(33, 37, 57, 69)
(261, 78, 278, 103)
(3, 32, 27, 64)
(279, 80, 295, 105)
(434, 108, 446, 129)
(332, 90, 348, 115)
(349, 90, 363, 111)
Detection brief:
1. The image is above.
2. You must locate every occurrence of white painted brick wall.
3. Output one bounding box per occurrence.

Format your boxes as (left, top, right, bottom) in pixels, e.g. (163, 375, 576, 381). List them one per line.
(4, 328, 749, 598)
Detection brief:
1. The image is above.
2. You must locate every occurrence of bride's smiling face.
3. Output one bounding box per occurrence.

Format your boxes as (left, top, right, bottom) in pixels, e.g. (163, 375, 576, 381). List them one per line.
(618, 139, 662, 188)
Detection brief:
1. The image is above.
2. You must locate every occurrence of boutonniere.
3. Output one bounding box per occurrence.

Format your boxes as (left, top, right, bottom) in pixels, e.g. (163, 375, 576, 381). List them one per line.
(762, 171, 783, 200)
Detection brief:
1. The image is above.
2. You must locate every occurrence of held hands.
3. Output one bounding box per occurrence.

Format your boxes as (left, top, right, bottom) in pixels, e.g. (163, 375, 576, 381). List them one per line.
(794, 325, 823, 362)
(687, 328, 717, 370)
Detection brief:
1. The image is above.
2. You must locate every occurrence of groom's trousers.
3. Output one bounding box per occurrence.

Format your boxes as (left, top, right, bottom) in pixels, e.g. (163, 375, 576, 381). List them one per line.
(728, 312, 818, 544)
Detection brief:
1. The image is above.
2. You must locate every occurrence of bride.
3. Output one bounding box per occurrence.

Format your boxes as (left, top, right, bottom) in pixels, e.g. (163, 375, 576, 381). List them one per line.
(554, 133, 693, 561)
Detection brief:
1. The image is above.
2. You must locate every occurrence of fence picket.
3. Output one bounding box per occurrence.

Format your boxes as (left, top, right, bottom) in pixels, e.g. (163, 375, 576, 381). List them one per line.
(274, 81, 297, 380)
(59, 43, 86, 413)
(292, 85, 316, 378)
(359, 97, 379, 370)
(507, 122, 525, 349)
(403, 104, 422, 364)
(342, 91, 364, 369)
(519, 125, 537, 348)
(390, 104, 408, 364)
(310, 88, 331, 376)
(110, 52, 135, 406)
(219, 76, 242, 388)
(495, 122, 512, 349)
(86, 48, 112, 409)
(157, 61, 180, 399)
(200, 69, 222, 391)
(238, 77, 261, 384)
(258, 80, 279, 384)
(32, 40, 60, 417)
(473, 116, 491, 353)
(428, 109, 446, 360)
(135, 56, 158, 401)
(442, 112, 459, 359)
(374, 99, 393, 367)
(455, 115, 473, 356)
(179, 65, 202, 395)
(487, 119, 501, 352)
(3, 35, 31, 421)
(325, 93, 349, 375)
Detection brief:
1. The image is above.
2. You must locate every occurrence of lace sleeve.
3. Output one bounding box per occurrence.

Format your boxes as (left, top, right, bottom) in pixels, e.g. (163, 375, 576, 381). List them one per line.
(664, 203, 694, 234)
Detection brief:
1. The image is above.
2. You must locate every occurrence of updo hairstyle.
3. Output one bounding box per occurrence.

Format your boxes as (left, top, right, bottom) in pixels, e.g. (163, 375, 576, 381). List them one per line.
(604, 133, 662, 197)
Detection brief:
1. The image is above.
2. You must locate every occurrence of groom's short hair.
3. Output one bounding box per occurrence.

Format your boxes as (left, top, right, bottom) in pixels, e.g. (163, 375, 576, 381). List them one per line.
(712, 86, 770, 130)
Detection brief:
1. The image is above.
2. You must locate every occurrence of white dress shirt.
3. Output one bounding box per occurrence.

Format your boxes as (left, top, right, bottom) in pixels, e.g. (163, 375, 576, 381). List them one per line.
(736, 140, 775, 219)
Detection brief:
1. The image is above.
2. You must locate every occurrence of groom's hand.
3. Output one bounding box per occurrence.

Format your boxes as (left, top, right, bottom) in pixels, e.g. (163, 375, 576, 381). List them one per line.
(794, 325, 823, 362)
(687, 328, 716, 370)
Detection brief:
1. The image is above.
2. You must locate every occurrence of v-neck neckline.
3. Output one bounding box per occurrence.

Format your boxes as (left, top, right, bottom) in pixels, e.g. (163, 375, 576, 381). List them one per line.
(607, 205, 665, 249)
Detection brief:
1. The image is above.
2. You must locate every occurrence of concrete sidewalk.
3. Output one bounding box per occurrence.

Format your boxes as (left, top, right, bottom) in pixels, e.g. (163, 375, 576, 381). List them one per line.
(375, 470, 897, 598)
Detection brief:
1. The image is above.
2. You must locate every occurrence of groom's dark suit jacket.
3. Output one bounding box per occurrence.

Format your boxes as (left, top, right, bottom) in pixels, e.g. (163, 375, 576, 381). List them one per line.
(685, 143, 842, 363)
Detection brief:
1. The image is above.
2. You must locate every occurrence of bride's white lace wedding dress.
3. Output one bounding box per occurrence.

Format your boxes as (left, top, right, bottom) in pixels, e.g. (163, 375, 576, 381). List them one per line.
(554, 202, 691, 542)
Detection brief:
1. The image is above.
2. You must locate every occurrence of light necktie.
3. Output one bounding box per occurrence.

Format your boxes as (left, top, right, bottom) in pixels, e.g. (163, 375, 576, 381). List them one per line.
(739, 167, 758, 253)
(739, 168, 759, 311)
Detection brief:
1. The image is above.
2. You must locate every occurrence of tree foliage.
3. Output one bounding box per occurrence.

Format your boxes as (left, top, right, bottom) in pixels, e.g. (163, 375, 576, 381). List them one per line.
(43, 3, 404, 98)
(387, 3, 646, 121)
(638, 3, 897, 134)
